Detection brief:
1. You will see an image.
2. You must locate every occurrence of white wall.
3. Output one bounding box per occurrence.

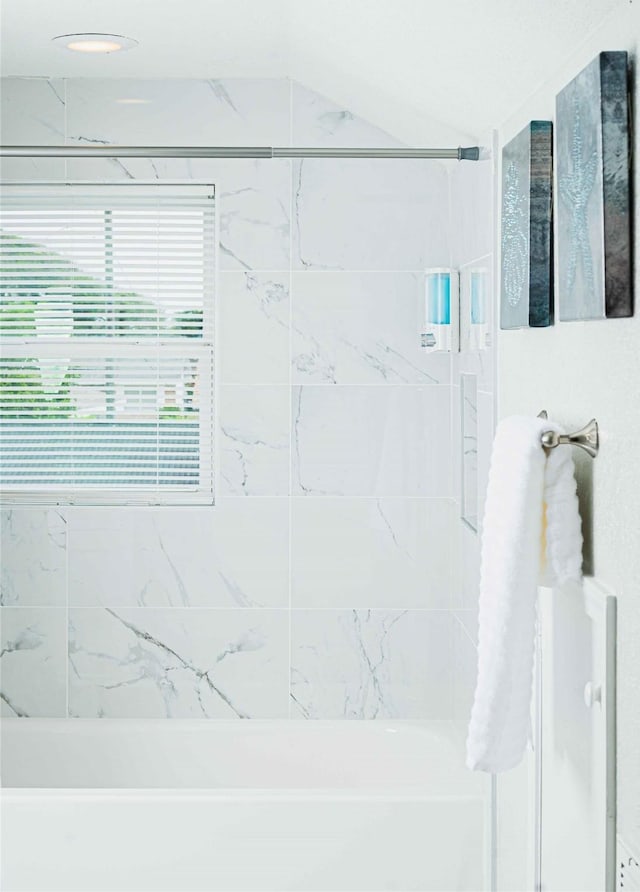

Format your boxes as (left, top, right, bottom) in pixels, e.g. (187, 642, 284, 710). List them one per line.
(1, 0, 625, 145)
(497, 0, 640, 868)
(0, 76, 461, 722)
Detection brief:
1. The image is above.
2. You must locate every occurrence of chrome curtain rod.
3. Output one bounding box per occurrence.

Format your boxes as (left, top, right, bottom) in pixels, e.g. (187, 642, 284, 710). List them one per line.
(0, 145, 480, 161)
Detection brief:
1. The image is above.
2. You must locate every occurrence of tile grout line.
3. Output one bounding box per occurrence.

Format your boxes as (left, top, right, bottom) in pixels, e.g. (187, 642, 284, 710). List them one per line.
(458, 252, 494, 270)
(219, 382, 451, 388)
(63, 77, 68, 180)
(27, 606, 459, 612)
(65, 507, 69, 719)
(64, 78, 71, 719)
(43, 495, 461, 504)
(287, 76, 294, 720)
(454, 610, 479, 649)
(221, 269, 462, 274)
(447, 168, 456, 721)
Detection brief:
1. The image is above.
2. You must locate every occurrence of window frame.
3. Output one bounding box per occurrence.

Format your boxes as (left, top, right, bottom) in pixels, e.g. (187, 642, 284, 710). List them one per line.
(0, 181, 217, 507)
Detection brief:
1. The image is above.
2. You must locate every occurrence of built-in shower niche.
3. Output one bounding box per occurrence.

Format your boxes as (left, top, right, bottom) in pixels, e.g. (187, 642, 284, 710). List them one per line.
(461, 374, 478, 532)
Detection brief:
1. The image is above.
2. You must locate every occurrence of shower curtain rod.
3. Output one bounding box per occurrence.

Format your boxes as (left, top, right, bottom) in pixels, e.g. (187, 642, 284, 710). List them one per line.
(0, 145, 480, 161)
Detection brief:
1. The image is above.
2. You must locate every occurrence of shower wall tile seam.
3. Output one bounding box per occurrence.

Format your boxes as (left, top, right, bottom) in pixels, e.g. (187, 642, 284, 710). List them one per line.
(63, 77, 68, 179)
(458, 252, 494, 269)
(54, 606, 461, 613)
(64, 503, 69, 719)
(290, 270, 447, 274)
(58, 495, 455, 501)
(287, 78, 294, 719)
(454, 611, 479, 649)
(446, 165, 455, 270)
(220, 383, 451, 388)
(289, 495, 454, 499)
(218, 270, 291, 275)
(55, 496, 457, 503)
(213, 496, 457, 501)
(450, 377, 494, 393)
(222, 270, 444, 274)
(285, 383, 451, 388)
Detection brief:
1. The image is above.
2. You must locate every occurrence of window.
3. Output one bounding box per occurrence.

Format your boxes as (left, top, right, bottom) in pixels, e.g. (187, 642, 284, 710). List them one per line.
(0, 184, 215, 505)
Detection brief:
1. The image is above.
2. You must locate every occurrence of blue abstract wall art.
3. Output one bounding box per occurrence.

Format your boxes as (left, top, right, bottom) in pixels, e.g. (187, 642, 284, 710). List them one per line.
(500, 121, 553, 329)
(556, 51, 632, 320)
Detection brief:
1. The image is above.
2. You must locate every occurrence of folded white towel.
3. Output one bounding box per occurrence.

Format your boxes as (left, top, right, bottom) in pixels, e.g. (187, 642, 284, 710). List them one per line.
(466, 415, 583, 773)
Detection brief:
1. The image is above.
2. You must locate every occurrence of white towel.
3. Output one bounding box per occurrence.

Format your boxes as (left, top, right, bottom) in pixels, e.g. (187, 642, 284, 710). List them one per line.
(466, 415, 583, 773)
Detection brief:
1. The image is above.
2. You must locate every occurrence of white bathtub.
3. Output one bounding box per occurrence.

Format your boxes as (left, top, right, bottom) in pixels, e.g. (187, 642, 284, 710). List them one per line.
(1, 719, 490, 892)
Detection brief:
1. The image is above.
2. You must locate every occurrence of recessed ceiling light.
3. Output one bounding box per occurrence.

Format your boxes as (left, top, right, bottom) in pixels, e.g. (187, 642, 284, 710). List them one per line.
(115, 98, 151, 105)
(52, 33, 138, 54)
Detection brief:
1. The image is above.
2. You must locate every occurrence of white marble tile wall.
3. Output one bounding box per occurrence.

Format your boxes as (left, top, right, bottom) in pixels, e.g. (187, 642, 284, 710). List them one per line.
(452, 616, 479, 723)
(219, 386, 290, 496)
(293, 385, 452, 498)
(66, 503, 290, 609)
(0, 77, 66, 180)
(292, 271, 451, 385)
(69, 608, 289, 719)
(291, 498, 453, 609)
(291, 82, 401, 149)
(219, 272, 290, 385)
(0, 76, 463, 720)
(1, 607, 66, 717)
(293, 157, 450, 272)
(1, 510, 66, 606)
(290, 609, 454, 719)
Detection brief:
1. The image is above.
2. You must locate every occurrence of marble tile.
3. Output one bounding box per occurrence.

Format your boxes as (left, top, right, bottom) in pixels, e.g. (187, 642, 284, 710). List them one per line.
(63, 156, 292, 273)
(292, 271, 451, 385)
(219, 386, 290, 496)
(452, 379, 494, 521)
(477, 390, 495, 530)
(292, 385, 452, 497)
(455, 609, 480, 648)
(61, 78, 292, 272)
(453, 379, 493, 528)
(452, 519, 481, 644)
(293, 157, 450, 270)
(449, 154, 494, 268)
(68, 500, 289, 608)
(219, 272, 290, 385)
(0, 608, 66, 717)
(68, 512, 135, 608)
(68, 608, 289, 719)
(460, 522, 481, 616)
(451, 385, 462, 507)
(0, 77, 66, 180)
(64, 78, 290, 148)
(1, 510, 67, 606)
(292, 81, 400, 148)
(453, 617, 478, 724)
(213, 160, 291, 271)
(292, 498, 452, 608)
(290, 609, 454, 719)
(461, 374, 479, 531)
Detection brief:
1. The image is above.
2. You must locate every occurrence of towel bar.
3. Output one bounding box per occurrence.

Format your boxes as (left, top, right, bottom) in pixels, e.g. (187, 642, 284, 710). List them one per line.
(538, 410, 599, 458)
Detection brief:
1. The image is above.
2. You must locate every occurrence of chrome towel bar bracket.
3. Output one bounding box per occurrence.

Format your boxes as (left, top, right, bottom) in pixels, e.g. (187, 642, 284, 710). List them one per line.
(538, 410, 599, 458)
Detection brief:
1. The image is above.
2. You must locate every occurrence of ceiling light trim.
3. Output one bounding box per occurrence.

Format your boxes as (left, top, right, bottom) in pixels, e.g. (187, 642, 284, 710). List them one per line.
(52, 33, 138, 54)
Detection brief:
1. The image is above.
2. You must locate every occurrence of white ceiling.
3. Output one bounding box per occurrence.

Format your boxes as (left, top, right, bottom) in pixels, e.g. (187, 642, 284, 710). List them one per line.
(0, 0, 627, 143)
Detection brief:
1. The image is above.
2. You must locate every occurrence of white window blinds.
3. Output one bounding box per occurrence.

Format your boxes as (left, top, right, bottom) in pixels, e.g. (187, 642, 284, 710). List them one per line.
(0, 184, 216, 505)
